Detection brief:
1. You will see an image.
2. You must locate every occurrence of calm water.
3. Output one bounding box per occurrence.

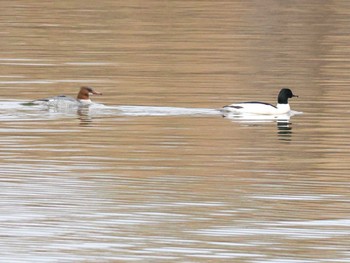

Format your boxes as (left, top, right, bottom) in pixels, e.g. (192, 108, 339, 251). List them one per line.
(1, 1, 350, 262)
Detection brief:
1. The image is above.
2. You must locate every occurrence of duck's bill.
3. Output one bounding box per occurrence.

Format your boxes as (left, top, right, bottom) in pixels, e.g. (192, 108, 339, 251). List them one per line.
(91, 90, 103, 95)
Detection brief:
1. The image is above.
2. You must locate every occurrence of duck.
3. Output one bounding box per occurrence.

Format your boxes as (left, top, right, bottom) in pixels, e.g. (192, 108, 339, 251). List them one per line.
(221, 88, 298, 115)
(31, 86, 102, 107)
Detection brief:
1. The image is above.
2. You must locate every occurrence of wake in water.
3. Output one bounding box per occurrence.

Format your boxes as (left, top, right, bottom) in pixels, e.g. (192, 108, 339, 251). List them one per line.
(104, 105, 220, 116)
(0, 100, 301, 123)
(0, 100, 220, 121)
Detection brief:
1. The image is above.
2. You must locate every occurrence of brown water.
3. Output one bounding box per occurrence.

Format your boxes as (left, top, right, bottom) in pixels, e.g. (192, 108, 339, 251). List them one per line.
(1, 1, 350, 262)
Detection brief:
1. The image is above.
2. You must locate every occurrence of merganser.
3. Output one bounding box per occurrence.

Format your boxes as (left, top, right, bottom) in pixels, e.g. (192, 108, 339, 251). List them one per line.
(221, 88, 298, 115)
(31, 86, 102, 106)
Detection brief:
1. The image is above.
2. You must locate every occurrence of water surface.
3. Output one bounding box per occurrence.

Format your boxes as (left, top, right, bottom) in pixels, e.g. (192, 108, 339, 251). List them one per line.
(1, 1, 350, 262)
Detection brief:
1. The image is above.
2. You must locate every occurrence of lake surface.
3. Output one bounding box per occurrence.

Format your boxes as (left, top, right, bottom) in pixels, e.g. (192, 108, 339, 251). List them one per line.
(1, 1, 350, 262)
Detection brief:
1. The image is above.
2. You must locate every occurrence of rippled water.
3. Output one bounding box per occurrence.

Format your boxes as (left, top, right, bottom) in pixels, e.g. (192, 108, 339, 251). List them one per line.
(1, 1, 350, 262)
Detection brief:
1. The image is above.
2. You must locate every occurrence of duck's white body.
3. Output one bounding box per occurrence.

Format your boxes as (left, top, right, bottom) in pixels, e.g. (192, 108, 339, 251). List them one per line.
(221, 88, 297, 115)
(222, 102, 291, 115)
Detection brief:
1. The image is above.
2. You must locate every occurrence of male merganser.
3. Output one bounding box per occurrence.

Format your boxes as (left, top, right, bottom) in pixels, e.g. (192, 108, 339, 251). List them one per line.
(31, 86, 102, 106)
(221, 88, 298, 115)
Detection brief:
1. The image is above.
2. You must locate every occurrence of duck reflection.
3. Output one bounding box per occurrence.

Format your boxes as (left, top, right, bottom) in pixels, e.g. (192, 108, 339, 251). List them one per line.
(77, 105, 93, 125)
(222, 111, 296, 140)
(277, 121, 293, 141)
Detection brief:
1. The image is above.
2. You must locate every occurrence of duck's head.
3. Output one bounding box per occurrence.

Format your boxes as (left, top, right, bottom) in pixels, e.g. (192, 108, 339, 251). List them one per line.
(77, 86, 102, 100)
(278, 88, 298, 104)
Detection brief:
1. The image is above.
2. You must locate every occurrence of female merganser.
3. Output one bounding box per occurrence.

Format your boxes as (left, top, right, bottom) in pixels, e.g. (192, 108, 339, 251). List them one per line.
(31, 86, 102, 106)
(221, 88, 298, 115)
